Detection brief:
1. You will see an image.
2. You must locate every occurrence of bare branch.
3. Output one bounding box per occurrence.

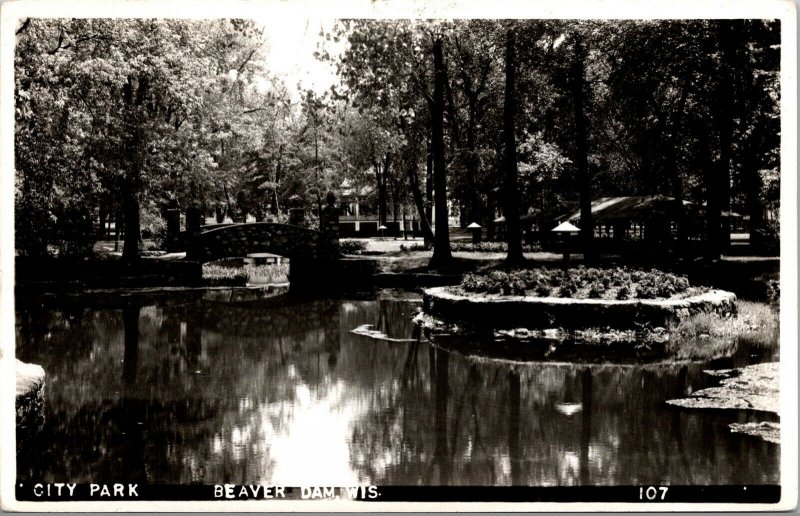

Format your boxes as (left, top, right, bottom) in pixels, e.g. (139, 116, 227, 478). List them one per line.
(48, 32, 65, 55)
(16, 18, 30, 36)
(410, 71, 434, 106)
(237, 47, 258, 74)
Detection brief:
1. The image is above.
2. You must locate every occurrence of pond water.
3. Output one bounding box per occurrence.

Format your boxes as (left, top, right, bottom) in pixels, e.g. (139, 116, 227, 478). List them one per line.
(16, 292, 779, 486)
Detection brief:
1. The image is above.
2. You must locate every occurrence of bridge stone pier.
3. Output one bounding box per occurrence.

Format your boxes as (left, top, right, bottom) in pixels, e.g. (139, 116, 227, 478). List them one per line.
(187, 204, 341, 292)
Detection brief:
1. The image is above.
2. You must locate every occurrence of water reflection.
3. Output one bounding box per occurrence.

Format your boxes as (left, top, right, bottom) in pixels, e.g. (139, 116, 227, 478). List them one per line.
(16, 295, 779, 486)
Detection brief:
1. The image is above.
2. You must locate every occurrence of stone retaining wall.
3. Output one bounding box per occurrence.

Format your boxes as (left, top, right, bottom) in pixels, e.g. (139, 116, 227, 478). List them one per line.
(422, 287, 737, 330)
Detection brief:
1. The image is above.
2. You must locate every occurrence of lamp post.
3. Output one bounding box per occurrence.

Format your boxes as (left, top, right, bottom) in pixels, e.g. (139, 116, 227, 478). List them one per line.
(552, 221, 581, 266)
(378, 224, 387, 239)
(467, 222, 482, 244)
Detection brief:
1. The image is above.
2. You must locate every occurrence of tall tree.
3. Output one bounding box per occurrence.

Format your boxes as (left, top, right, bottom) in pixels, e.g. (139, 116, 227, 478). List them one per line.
(429, 36, 452, 268)
(330, 20, 452, 266)
(501, 29, 524, 265)
(569, 31, 596, 263)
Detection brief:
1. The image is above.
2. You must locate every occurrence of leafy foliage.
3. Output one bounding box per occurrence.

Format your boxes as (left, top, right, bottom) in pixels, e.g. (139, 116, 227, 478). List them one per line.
(15, 19, 279, 256)
(339, 240, 368, 255)
(456, 266, 696, 300)
(15, 18, 781, 263)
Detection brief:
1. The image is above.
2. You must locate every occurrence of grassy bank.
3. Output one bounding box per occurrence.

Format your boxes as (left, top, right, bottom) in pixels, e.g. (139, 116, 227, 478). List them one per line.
(666, 300, 778, 360)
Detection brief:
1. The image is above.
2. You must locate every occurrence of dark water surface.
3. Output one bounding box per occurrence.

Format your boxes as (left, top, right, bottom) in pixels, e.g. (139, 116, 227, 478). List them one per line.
(16, 292, 779, 486)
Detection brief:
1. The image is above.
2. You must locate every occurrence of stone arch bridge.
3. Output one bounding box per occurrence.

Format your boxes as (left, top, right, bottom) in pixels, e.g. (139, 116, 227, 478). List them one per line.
(186, 221, 342, 291)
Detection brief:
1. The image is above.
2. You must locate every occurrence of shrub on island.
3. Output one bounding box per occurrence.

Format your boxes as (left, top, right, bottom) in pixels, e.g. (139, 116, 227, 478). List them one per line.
(454, 266, 698, 300)
(424, 266, 736, 330)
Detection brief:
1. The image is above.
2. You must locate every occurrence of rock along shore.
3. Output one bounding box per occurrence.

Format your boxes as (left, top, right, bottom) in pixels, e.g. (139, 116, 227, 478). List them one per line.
(16, 359, 46, 431)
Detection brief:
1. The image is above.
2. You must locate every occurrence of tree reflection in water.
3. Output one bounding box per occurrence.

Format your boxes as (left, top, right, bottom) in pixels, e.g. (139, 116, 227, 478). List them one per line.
(16, 296, 779, 486)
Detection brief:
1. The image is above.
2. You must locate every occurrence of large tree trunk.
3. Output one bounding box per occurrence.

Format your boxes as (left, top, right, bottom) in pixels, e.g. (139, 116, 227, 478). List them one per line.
(429, 38, 452, 269)
(701, 128, 721, 260)
(705, 22, 738, 261)
(486, 189, 496, 241)
(716, 21, 736, 253)
(665, 71, 693, 252)
(742, 137, 764, 247)
(408, 160, 436, 244)
(98, 204, 107, 238)
(122, 191, 141, 261)
(425, 139, 434, 247)
(384, 152, 392, 226)
(374, 157, 388, 227)
(399, 117, 435, 246)
(465, 99, 481, 226)
(502, 29, 524, 265)
(121, 76, 145, 262)
(571, 35, 596, 263)
(272, 144, 283, 216)
(391, 175, 400, 225)
(733, 22, 765, 247)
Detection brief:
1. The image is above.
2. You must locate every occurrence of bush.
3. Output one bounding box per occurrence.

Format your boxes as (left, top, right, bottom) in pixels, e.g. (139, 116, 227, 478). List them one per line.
(559, 280, 578, 297)
(246, 263, 289, 284)
(140, 206, 167, 250)
(634, 276, 659, 299)
(635, 284, 658, 299)
(588, 283, 604, 299)
(752, 220, 780, 255)
(202, 263, 248, 285)
(461, 273, 489, 293)
(486, 271, 510, 294)
(340, 240, 368, 255)
(656, 274, 689, 298)
(766, 279, 780, 305)
(453, 266, 697, 300)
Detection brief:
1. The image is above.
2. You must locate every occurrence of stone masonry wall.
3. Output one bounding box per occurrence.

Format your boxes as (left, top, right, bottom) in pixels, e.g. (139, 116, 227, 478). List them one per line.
(188, 223, 338, 263)
(423, 287, 738, 330)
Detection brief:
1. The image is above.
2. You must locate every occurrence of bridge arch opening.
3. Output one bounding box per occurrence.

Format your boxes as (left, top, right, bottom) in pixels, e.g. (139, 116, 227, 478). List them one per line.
(188, 222, 341, 293)
(202, 254, 291, 288)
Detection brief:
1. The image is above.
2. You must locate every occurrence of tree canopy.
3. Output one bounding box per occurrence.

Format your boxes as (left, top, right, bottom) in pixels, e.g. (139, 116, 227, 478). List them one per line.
(15, 18, 781, 261)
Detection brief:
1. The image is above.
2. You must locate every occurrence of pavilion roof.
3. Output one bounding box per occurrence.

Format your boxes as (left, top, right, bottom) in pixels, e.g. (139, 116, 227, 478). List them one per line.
(561, 195, 687, 222)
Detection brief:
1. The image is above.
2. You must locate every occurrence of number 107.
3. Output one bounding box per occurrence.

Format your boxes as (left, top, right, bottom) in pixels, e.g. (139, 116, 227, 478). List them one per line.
(639, 486, 668, 501)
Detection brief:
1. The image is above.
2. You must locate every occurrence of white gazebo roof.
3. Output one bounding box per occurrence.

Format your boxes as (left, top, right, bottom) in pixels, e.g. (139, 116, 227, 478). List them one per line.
(552, 221, 581, 233)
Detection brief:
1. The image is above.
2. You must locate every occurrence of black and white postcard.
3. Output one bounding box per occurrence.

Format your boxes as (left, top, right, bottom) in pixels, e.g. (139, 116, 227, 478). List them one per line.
(0, 0, 796, 511)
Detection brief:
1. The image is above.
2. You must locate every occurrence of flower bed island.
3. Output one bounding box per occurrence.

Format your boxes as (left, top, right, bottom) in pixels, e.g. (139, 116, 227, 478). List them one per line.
(422, 267, 737, 330)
